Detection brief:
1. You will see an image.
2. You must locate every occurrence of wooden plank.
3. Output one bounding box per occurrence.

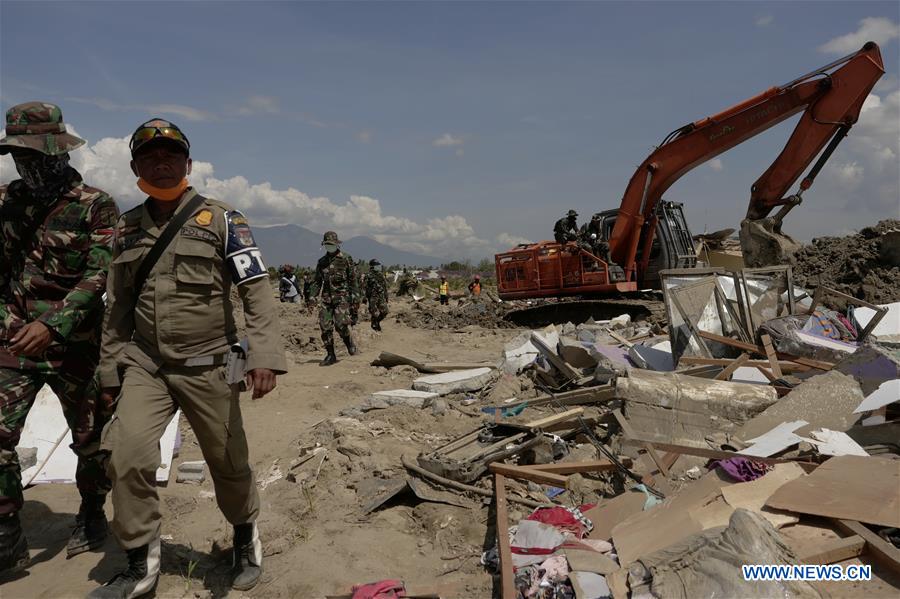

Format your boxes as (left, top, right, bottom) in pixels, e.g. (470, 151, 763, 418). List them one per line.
(613, 410, 669, 476)
(766, 455, 900, 528)
(619, 437, 815, 468)
(833, 519, 900, 574)
(528, 458, 632, 474)
(490, 385, 615, 410)
(755, 365, 779, 383)
(714, 352, 751, 381)
(697, 330, 834, 370)
(489, 462, 569, 487)
(525, 407, 584, 429)
(608, 329, 634, 348)
(800, 535, 865, 564)
(761, 334, 783, 378)
(679, 356, 810, 372)
(494, 473, 516, 599)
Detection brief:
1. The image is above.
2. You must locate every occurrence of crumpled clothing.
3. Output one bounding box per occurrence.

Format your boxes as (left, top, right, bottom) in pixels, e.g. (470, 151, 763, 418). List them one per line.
(539, 555, 570, 585)
(512, 520, 568, 567)
(710, 457, 771, 482)
(350, 579, 406, 599)
(526, 504, 594, 538)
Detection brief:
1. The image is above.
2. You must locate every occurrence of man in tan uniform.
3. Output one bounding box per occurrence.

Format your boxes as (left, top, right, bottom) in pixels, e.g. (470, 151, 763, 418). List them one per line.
(88, 119, 286, 599)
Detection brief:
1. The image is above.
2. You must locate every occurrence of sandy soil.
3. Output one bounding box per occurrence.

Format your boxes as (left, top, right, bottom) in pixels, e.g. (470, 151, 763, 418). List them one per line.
(6, 298, 523, 598)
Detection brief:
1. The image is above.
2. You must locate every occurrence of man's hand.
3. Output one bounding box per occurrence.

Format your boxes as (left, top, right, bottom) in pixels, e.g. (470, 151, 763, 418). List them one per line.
(245, 368, 276, 400)
(100, 387, 121, 410)
(8, 321, 54, 357)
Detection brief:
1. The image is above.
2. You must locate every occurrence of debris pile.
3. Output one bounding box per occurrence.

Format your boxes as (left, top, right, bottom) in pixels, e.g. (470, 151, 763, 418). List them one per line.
(793, 219, 900, 305)
(398, 297, 517, 330)
(317, 262, 899, 598)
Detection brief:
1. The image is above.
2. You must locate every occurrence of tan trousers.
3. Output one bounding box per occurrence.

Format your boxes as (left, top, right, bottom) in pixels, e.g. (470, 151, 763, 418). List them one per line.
(103, 363, 259, 549)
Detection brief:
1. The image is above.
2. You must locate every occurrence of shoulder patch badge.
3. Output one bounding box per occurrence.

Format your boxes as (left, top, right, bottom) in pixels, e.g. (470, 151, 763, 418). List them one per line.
(225, 210, 267, 285)
(195, 209, 213, 226)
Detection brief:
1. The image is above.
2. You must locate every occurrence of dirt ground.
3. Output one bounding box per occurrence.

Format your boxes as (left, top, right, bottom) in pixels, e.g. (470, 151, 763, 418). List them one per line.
(6, 297, 524, 598)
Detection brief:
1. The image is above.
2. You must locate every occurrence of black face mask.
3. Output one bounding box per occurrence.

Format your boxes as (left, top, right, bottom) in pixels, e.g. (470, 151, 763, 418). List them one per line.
(13, 152, 71, 198)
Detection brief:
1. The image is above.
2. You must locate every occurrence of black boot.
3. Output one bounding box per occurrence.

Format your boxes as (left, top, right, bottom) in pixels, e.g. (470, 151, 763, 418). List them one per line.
(0, 512, 28, 577)
(231, 522, 262, 591)
(67, 494, 108, 558)
(320, 342, 338, 366)
(86, 537, 159, 599)
(371, 320, 382, 332)
(342, 334, 358, 355)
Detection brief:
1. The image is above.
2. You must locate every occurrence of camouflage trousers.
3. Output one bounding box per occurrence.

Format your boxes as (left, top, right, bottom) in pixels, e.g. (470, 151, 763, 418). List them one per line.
(0, 348, 112, 516)
(319, 300, 352, 347)
(368, 299, 389, 325)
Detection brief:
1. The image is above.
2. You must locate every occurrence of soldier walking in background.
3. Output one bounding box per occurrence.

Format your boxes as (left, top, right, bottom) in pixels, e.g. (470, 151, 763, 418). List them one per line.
(0, 102, 118, 574)
(364, 259, 389, 331)
(89, 119, 286, 597)
(278, 265, 301, 304)
(309, 231, 359, 366)
(349, 259, 364, 326)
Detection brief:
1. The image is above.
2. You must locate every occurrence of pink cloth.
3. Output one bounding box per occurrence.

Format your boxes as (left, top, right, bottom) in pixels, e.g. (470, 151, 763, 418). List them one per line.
(351, 579, 406, 599)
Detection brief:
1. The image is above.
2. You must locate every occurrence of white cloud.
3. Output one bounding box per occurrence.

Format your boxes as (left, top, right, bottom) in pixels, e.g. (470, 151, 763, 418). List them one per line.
(831, 161, 864, 187)
(66, 96, 214, 121)
(0, 128, 495, 259)
(755, 15, 774, 27)
(819, 17, 900, 54)
(497, 233, 531, 247)
(707, 158, 724, 172)
(432, 133, 464, 147)
(236, 95, 280, 115)
(356, 129, 373, 143)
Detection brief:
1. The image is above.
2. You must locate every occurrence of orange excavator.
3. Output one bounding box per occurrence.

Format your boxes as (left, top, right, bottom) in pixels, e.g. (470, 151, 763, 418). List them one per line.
(496, 42, 884, 302)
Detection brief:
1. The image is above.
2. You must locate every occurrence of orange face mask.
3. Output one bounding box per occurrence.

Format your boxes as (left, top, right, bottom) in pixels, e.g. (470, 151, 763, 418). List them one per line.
(137, 177, 189, 201)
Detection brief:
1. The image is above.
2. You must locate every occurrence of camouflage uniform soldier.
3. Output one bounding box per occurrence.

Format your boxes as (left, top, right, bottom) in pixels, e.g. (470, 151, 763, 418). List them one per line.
(365, 259, 389, 331)
(89, 119, 286, 598)
(349, 259, 364, 326)
(310, 231, 359, 365)
(0, 102, 118, 574)
(553, 209, 579, 244)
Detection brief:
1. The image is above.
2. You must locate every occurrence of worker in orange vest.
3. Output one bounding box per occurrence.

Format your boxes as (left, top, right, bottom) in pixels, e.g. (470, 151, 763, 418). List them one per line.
(467, 274, 482, 296)
(439, 275, 450, 305)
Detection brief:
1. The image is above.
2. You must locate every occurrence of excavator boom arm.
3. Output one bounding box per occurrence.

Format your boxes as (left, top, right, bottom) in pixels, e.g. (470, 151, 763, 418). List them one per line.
(609, 42, 884, 275)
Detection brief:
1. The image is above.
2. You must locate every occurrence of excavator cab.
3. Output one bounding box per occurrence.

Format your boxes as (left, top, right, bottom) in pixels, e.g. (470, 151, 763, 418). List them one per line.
(597, 201, 696, 287)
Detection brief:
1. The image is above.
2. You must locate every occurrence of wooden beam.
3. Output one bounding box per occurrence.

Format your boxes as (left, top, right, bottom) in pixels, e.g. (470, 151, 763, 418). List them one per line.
(800, 535, 865, 564)
(494, 473, 516, 599)
(618, 437, 816, 468)
(833, 519, 900, 574)
(761, 334, 783, 379)
(679, 356, 810, 372)
(697, 330, 834, 370)
(525, 407, 584, 429)
(489, 462, 569, 487)
(528, 458, 632, 474)
(490, 385, 615, 410)
(714, 352, 751, 381)
(608, 329, 634, 348)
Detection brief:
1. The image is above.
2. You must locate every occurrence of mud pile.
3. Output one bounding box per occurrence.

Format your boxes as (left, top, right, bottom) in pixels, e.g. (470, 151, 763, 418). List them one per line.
(398, 298, 517, 330)
(793, 219, 900, 306)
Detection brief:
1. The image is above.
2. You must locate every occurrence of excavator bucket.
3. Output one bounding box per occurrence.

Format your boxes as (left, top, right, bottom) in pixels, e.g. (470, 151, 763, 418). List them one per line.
(739, 217, 802, 268)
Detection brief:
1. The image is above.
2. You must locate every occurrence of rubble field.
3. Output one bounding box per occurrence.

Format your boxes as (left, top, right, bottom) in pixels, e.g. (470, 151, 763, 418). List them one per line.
(793, 219, 900, 306)
(10, 256, 900, 598)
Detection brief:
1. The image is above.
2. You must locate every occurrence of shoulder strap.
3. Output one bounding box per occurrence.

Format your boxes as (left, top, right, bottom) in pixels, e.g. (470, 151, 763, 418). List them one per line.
(134, 193, 208, 295)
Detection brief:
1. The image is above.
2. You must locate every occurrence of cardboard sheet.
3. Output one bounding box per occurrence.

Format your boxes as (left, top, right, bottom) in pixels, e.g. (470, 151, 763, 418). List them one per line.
(765, 455, 900, 528)
(720, 463, 804, 528)
(583, 490, 646, 542)
(20, 385, 179, 485)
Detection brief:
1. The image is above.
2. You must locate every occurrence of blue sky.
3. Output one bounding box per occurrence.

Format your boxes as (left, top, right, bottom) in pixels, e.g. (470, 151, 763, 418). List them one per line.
(2, 1, 898, 259)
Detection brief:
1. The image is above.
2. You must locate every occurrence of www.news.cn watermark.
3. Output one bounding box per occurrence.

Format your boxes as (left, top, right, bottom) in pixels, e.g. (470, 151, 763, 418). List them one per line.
(743, 564, 872, 581)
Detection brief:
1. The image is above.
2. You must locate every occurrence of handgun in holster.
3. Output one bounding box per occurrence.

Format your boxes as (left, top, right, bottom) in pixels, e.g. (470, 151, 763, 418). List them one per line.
(225, 338, 249, 391)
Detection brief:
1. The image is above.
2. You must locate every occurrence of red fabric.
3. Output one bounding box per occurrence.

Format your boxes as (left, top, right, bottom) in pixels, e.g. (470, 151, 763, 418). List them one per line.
(525, 504, 594, 539)
(351, 579, 407, 599)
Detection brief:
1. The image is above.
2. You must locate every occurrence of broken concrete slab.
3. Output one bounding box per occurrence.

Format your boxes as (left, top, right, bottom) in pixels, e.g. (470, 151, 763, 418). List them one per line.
(368, 389, 439, 409)
(628, 344, 675, 371)
(412, 367, 496, 395)
(617, 368, 778, 446)
(835, 343, 900, 396)
(736, 370, 865, 441)
(570, 571, 611, 599)
(558, 337, 600, 369)
(176, 460, 206, 484)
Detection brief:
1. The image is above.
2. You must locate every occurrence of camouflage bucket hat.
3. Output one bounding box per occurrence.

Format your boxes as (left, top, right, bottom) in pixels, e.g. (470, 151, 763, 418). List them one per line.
(322, 231, 342, 245)
(0, 102, 86, 156)
(369, 258, 380, 267)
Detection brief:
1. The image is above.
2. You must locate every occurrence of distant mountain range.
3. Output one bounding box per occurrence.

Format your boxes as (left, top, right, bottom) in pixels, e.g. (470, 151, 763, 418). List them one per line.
(253, 223, 444, 268)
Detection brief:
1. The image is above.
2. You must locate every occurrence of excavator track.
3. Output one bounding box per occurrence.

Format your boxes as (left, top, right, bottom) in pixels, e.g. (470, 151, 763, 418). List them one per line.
(503, 294, 667, 328)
